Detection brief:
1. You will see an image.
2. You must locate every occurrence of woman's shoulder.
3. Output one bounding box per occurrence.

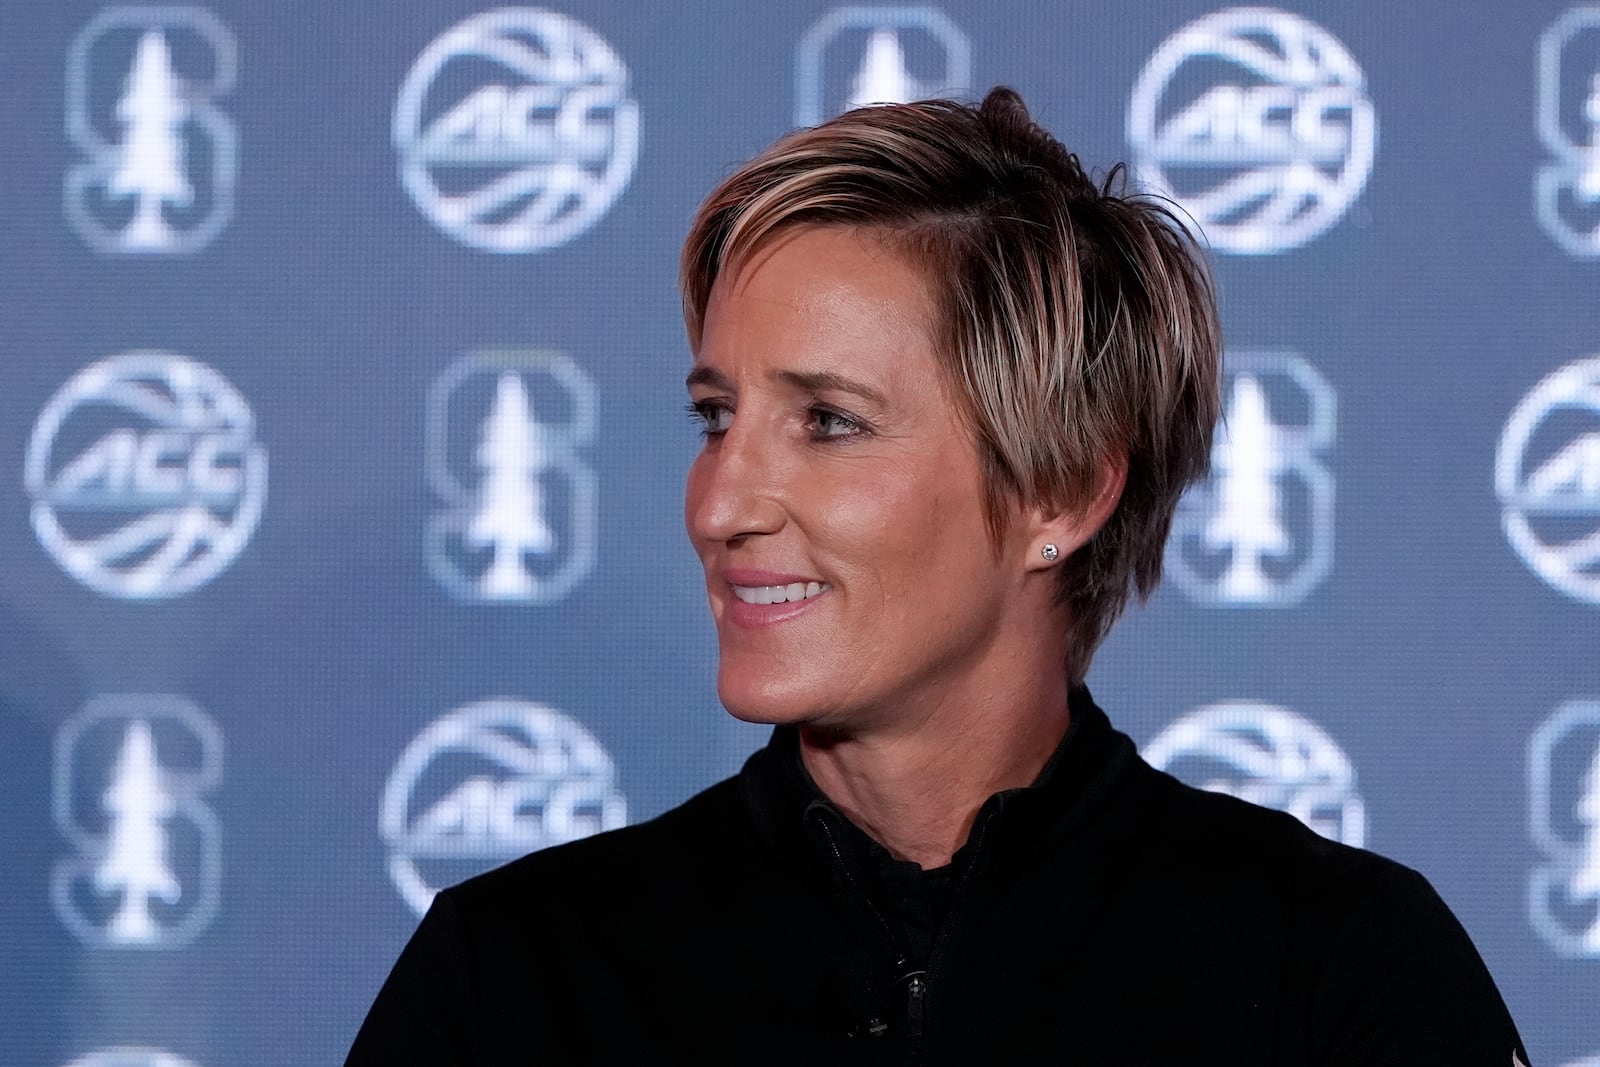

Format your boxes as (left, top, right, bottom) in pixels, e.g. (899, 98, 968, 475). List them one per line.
(1131, 754, 1390, 883)
(1123, 758, 1503, 988)
(439, 771, 752, 915)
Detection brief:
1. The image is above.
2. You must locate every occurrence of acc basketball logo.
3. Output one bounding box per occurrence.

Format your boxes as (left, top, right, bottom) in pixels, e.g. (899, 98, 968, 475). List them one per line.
(52, 696, 223, 949)
(1537, 8, 1600, 255)
(25, 352, 267, 599)
(1529, 700, 1600, 956)
(1144, 702, 1366, 847)
(381, 698, 627, 915)
(66, 7, 236, 253)
(427, 350, 597, 603)
(1168, 353, 1335, 606)
(394, 8, 640, 253)
(1496, 356, 1600, 604)
(64, 1051, 202, 1067)
(795, 7, 972, 127)
(1128, 8, 1375, 254)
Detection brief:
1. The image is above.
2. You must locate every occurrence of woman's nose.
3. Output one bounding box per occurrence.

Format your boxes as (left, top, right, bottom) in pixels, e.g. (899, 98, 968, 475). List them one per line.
(686, 423, 787, 545)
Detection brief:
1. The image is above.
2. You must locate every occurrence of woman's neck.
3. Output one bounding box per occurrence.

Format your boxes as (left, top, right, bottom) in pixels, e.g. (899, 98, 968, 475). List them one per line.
(797, 679, 1071, 869)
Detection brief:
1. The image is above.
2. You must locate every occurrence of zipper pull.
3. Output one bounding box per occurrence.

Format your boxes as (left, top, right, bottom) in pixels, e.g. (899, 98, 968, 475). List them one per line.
(903, 971, 927, 1040)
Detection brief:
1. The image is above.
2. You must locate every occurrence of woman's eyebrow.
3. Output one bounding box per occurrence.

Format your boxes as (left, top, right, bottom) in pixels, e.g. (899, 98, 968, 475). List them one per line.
(685, 365, 733, 391)
(775, 368, 888, 407)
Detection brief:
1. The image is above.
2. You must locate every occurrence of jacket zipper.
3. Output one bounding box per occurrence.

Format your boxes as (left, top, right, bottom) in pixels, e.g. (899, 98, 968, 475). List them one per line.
(815, 814, 908, 964)
(903, 971, 926, 1039)
(914, 804, 1000, 1053)
(813, 813, 927, 1045)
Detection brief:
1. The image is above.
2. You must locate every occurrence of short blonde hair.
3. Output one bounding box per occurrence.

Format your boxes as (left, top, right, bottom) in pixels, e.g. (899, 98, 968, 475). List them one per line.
(681, 88, 1221, 684)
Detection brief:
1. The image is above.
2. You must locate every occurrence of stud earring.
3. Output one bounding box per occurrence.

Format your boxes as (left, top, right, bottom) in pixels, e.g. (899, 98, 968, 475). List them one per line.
(1040, 544, 1060, 562)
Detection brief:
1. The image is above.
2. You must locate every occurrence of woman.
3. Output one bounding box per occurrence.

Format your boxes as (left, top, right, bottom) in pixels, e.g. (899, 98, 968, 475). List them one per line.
(349, 88, 1526, 1064)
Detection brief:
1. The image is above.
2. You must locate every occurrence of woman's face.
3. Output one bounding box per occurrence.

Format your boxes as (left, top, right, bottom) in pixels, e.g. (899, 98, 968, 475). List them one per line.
(685, 226, 1040, 732)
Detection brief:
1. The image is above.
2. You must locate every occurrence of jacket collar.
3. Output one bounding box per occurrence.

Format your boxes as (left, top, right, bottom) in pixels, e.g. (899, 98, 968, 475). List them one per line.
(736, 686, 1138, 879)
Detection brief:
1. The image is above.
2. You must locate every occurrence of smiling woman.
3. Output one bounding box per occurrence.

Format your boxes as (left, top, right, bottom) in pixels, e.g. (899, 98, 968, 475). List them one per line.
(685, 227, 1043, 757)
(347, 88, 1528, 1065)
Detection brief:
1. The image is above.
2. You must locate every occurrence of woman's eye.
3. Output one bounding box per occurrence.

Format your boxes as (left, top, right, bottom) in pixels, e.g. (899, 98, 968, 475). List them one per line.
(687, 401, 732, 436)
(811, 407, 862, 439)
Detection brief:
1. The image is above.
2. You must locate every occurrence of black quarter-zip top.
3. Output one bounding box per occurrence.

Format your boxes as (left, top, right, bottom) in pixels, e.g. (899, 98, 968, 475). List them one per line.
(349, 688, 1530, 1066)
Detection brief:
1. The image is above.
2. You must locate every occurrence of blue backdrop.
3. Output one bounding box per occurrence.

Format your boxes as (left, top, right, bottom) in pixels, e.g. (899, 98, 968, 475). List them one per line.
(2, 3, 1597, 1064)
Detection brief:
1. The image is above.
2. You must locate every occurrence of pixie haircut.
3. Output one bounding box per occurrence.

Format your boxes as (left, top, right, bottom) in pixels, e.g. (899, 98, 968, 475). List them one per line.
(681, 87, 1221, 684)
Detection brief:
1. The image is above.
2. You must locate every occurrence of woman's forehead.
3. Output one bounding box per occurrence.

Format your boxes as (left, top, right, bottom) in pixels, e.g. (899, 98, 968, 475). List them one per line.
(706, 227, 936, 334)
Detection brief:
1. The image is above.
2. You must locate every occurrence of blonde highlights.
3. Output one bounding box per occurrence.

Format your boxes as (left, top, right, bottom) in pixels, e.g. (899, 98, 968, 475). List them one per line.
(682, 88, 1221, 684)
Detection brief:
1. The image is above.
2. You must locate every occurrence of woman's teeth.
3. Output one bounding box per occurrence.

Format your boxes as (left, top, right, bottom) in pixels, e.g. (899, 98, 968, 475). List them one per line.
(731, 581, 828, 605)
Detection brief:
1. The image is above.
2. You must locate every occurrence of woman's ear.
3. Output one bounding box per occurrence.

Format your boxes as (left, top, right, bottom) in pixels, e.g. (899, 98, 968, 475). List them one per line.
(1025, 453, 1128, 571)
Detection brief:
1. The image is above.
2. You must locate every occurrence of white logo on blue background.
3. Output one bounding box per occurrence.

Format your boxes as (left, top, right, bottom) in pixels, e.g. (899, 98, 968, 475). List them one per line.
(427, 350, 597, 604)
(394, 8, 640, 253)
(66, 6, 236, 253)
(52, 696, 223, 949)
(1496, 356, 1600, 604)
(64, 1051, 203, 1067)
(25, 352, 267, 599)
(1129, 7, 1376, 254)
(1169, 353, 1335, 606)
(1529, 700, 1600, 957)
(1537, 7, 1600, 255)
(1144, 702, 1366, 847)
(795, 6, 972, 127)
(381, 698, 627, 915)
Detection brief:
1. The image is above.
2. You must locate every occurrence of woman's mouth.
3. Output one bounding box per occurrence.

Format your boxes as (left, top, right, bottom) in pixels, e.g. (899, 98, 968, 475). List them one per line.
(730, 581, 829, 605)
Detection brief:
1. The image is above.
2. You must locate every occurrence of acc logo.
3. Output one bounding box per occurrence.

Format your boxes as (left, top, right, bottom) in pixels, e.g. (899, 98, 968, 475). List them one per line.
(1537, 8, 1600, 255)
(64, 1051, 202, 1067)
(1128, 7, 1375, 254)
(394, 8, 640, 253)
(381, 698, 627, 915)
(1496, 356, 1600, 604)
(1168, 353, 1335, 606)
(427, 350, 596, 604)
(52, 696, 223, 949)
(1144, 702, 1366, 847)
(1529, 700, 1600, 956)
(25, 352, 266, 599)
(796, 6, 972, 127)
(66, 7, 237, 253)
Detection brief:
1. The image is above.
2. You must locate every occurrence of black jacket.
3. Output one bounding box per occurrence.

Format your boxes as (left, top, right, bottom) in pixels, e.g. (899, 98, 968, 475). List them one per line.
(348, 690, 1528, 1064)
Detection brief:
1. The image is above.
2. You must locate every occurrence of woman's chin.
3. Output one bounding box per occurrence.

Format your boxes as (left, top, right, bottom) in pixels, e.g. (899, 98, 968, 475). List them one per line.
(716, 671, 816, 726)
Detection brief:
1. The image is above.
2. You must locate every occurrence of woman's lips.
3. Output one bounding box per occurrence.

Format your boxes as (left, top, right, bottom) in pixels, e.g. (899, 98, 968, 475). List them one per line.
(719, 569, 832, 625)
(731, 580, 827, 605)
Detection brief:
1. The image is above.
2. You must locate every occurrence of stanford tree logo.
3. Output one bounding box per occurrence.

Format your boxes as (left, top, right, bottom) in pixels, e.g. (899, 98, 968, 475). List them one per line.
(52, 696, 223, 948)
(1168, 352, 1336, 606)
(1529, 701, 1600, 957)
(65, 7, 237, 253)
(795, 7, 972, 127)
(426, 349, 597, 604)
(1536, 7, 1600, 255)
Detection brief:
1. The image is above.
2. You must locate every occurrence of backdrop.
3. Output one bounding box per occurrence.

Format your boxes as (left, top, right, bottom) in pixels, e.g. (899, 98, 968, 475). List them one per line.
(2, 2, 1597, 1064)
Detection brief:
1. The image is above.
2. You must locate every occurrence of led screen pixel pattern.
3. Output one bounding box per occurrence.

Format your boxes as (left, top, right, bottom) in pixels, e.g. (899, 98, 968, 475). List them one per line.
(0, 3, 1597, 1064)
